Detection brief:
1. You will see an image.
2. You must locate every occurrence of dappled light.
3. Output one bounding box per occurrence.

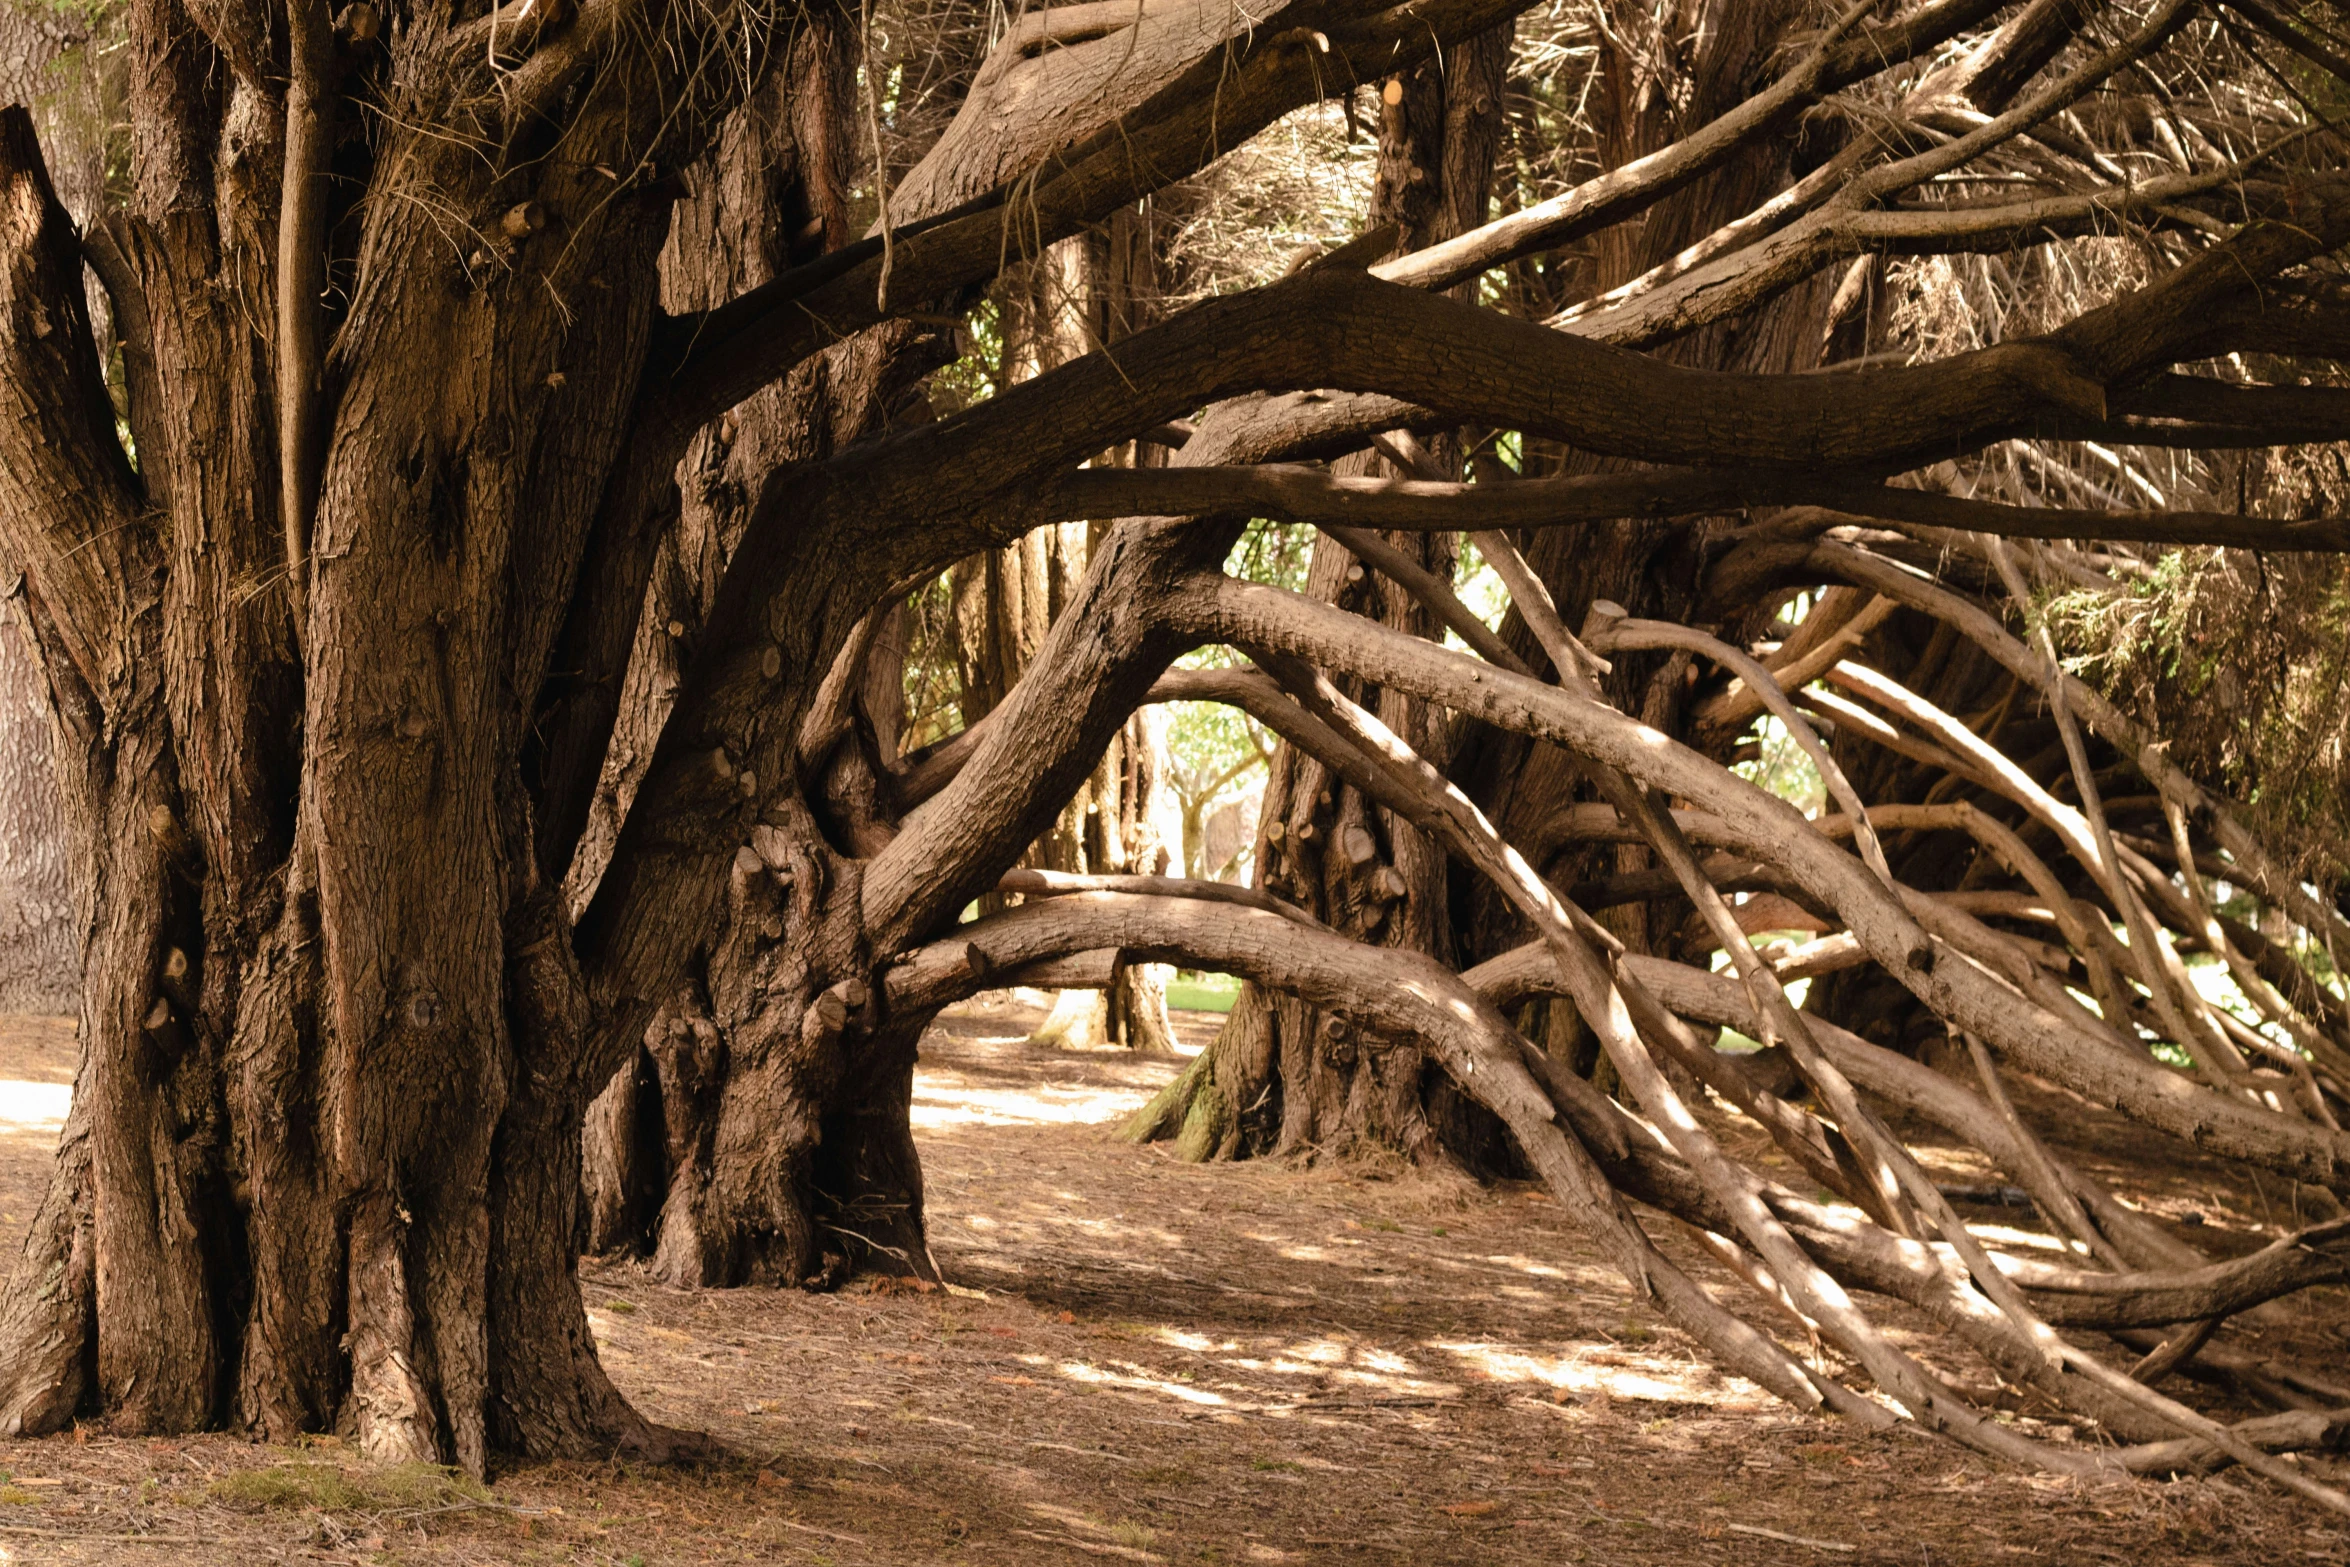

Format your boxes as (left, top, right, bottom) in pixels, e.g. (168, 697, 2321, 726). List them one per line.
(910, 992, 1202, 1131)
(2, 0, 2350, 1550)
(3, 986, 2345, 1559)
(1431, 1339, 1762, 1409)
(0, 1080, 65, 1139)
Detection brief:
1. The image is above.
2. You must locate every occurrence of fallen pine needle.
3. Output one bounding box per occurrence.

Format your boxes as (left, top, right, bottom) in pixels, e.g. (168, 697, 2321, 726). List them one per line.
(1724, 1522, 1857, 1552)
(0, 1525, 218, 1545)
(780, 1519, 871, 1545)
(1011, 1527, 1165, 1561)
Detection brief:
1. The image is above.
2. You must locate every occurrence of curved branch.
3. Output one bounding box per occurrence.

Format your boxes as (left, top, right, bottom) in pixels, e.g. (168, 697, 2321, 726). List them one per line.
(1243, 646, 2098, 1466)
(654, 0, 1534, 435)
(1810, 539, 2350, 963)
(1473, 944, 2349, 1324)
(1044, 462, 2350, 546)
(1372, 0, 2010, 292)
(1165, 570, 2350, 1188)
(995, 869, 1323, 929)
(883, 892, 1874, 1421)
(1314, 525, 1527, 675)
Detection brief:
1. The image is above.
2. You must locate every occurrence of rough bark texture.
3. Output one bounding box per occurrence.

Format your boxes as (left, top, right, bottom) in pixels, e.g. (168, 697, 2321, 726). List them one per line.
(0, 0, 100, 1020)
(0, 0, 795, 1459)
(575, 14, 958, 1289)
(0, 611, 71, 1013)
(1131, 20, 1515, 1166)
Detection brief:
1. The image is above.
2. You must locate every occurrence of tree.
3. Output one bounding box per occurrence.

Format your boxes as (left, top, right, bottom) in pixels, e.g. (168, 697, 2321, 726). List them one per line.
(0, 612, 71, 1014)
(0, 0, 106, 1019)
(4, 0, 2350, 1511)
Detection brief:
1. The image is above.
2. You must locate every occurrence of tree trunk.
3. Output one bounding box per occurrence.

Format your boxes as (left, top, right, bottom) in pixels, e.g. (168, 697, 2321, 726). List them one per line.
(1130, 22, 1514, 1166)
(0, 611, 71, 1013)
(0, 0, 755, 1458)
(573, 15, 959, 1288)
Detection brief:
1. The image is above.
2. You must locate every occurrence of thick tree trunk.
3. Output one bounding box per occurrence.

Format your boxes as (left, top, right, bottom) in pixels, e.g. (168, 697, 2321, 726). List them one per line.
(0, 0, 744, 1457)
(574, 18, 957, 1288)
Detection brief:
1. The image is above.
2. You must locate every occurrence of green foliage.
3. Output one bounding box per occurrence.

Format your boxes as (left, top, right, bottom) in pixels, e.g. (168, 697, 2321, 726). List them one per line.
(1732, 714, 1825, 817)
(899, 567, 963, 752)
(1223, 516, 1314, 592)
(923, 296, 1004, 419)
(1451, 535, 1507, 648)
(1156, 518, 1320, 875)
(2040, 544, 2350, 892)
(1166, 972, 1239, 1013)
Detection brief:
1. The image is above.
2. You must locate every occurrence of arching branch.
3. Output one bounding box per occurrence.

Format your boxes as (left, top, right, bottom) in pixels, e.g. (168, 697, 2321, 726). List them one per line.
(1165, 570, 2350, 1188)
(883, 891, 1876, 1420)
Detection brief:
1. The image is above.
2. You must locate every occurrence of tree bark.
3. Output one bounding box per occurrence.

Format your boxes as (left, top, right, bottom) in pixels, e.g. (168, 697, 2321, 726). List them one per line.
(0, 0, 773, 1456)
(574, 14, 959, 1288)
(1131, 20, 1513, 1165)
(0, 611, 71, 1013)
(0, 0, 108, 1022)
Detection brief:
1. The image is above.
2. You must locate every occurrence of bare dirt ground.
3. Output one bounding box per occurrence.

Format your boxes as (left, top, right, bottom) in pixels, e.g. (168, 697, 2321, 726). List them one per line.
(0, 1000, 2345, 1566)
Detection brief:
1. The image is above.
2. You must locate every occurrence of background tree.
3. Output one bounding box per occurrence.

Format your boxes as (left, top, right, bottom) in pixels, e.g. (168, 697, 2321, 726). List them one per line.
(0, 0, 109, 1018)
(0, 613, 70, 1014)
(3, 0, 2350, 1517)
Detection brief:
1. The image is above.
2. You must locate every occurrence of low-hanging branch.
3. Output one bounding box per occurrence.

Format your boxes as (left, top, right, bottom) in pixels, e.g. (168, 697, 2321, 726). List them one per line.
(1042, 454, 2350, 548)
(1146, 579, 2350, 1497)
(1164, 570, 2350, 1187)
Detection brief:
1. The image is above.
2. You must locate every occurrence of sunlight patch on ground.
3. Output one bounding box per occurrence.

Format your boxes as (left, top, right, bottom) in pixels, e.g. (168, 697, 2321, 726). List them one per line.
(0, 1080, 68, 1135)
(1967, 1222, 2083, 1253)
(1431, 1339, 1750, 1406)
(1052, 1358, 1230, 1405)
(910, 1079, 1156, 1129)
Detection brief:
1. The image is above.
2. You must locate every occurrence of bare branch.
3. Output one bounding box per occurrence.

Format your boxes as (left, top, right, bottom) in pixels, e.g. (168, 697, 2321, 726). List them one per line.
(1372, 0, 2010, 293)
(883, 891, 1871, 1419)
(995, 868, 1323, 929)
(1166, 570, 2350, 1188)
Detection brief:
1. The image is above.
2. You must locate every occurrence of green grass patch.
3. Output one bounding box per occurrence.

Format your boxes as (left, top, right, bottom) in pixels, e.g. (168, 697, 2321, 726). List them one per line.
(1166, 972, 1239, 1013)
(210, 1460, 488, 1514)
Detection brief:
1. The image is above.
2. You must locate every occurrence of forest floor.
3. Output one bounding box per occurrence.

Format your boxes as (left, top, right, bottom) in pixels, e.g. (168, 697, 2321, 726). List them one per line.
(1, 999, 2346, 1566)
